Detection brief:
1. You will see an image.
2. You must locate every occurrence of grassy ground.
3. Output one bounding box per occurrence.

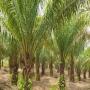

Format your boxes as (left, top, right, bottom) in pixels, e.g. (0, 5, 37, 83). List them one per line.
(50, 85, 57, 90)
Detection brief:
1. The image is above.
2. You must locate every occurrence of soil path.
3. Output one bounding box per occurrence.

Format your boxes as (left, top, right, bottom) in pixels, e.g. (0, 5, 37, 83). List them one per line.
(0, 69, 17, 90)
(33, 76, 90, 90)
(0, 69, 90, 90)
(32, 70, 90, 90)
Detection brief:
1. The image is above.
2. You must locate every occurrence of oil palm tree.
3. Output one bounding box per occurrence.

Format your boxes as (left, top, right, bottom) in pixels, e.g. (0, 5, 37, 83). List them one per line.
(81, 47, 90, 79)
(2, 30, 19, 85)
(7, 36, 19, 85)
(0, 0, 48, 89)
(68, 12, 90, 82)
(75, 46, 90, 81)
(69, 34, 86, 82)
(48, 0, 86, 89)
(75, 58, 83, 81)
(54, 12, 89, 89)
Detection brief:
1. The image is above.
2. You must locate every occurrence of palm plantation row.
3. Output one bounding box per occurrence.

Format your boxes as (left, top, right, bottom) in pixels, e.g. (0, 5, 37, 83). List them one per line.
(0, 0, 90, 90)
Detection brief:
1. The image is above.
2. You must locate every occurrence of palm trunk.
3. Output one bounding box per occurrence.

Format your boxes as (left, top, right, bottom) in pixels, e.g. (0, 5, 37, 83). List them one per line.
(1, 59, 3, 67)
(70, 54, 74, 82)
(59, 53, 65, 90)
(9, 57, 13, 74)
(11, 63, 18, 85)
(78, 74, 81, 81)
(30, 57, 35, 78)
(23, 64, 32, 90)
(49, 60, 53, 76)
(11, 55, 18, 85)
(31, 62, 35, 77)
(77, 69, 81, 81)
(22, 53, 33, 90)
(41, 60, 45, 76)
(68, 66, 70, 77)
(35, 57, 40, 81)
(83, 70, 86, 79)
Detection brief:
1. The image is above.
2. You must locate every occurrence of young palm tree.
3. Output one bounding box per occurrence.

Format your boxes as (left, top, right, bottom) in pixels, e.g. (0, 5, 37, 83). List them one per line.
(69, 35, 86, 82)
(68, 13, 89, 82)
(81, 48, 90, 79)
(54, 14, 88, 88)
(39, 46, 48, 76)
(35, 44, 42, 81)
(75, 46, 90, 81)
(48, 0, 85, 89)
(75, 58, 83, 81)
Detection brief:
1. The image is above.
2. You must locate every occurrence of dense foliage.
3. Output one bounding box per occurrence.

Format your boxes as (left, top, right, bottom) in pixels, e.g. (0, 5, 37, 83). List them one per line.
(0, 0, 90, 90)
